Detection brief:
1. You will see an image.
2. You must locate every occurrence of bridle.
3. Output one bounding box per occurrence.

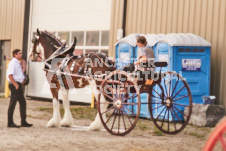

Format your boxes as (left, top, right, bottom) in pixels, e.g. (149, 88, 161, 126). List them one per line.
(32, 32, 62, 61)
(32, 36, 44, 61)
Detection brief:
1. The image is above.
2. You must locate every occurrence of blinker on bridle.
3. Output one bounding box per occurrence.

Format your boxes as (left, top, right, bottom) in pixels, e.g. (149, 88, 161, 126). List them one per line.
(32, 36, 43, 60)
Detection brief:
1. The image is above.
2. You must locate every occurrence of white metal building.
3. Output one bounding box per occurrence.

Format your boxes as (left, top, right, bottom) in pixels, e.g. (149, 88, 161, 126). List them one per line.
(27, 0, 112, 103)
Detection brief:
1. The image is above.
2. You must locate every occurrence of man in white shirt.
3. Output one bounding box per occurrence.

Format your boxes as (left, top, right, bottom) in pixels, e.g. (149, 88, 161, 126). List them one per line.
(7, 49, 32, 128)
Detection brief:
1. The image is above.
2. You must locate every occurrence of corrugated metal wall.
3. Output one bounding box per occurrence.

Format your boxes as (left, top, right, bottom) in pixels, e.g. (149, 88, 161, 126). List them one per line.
(109, 0, 226, 107)
(0, 0, 25, 56)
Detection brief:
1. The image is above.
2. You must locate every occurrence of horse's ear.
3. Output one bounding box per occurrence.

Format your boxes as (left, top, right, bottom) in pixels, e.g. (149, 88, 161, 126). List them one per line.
(37, 28, 40, 35)
(70, 37, 77, 50)
(73, 37, 77, 46)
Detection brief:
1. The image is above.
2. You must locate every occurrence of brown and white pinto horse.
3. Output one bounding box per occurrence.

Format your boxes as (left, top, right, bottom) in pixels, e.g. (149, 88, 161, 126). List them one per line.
(30, 29, 115, 129)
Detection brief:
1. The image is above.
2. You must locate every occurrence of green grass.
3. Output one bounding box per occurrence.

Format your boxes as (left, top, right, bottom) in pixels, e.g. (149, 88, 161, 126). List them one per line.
(38, 107, 52, 112)
(37, 106, 97, 120)
(135, 119, 153, 131)
(70, 107, 97, 120)
(153, 127, 164, 136)
(187, 132, 205, 139)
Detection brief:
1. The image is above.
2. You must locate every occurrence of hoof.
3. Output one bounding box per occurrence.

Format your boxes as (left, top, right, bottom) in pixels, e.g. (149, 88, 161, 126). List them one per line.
(60, 118, 74, 127)
(89, 121, 102, 131)
(46, 118, 60, 127)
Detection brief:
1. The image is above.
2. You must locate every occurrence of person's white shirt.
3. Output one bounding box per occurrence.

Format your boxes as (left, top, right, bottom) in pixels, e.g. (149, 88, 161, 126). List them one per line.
(137, 44, 150, 60)
(7, 58, 25, 83)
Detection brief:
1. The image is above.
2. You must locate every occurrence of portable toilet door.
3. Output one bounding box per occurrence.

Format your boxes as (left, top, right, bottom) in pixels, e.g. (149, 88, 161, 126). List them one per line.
(152, 41, 174, 120)
(173, 46, 211, 104)
(115, 34, 140, 69)
(115, 43, 135, 69)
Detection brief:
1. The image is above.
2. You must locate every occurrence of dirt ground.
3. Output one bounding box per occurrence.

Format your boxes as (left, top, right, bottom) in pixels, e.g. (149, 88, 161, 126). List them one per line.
(0, 97, 222, 151)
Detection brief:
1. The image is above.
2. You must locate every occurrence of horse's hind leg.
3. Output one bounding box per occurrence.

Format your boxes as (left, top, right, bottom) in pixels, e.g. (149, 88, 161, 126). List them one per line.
(60, 87, 74, 127)
(47, 88, 61, 127)
(89, 94, 108, 131)
(89, 81, 108, 131)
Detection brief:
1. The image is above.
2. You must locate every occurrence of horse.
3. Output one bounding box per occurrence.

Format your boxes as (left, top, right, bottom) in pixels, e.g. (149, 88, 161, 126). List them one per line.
(30, 29, 116, 130)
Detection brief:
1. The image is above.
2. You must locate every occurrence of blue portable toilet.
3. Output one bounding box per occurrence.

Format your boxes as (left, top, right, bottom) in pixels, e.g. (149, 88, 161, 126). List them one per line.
(115, 33, 139, 69)
(151, 33, 211, 104)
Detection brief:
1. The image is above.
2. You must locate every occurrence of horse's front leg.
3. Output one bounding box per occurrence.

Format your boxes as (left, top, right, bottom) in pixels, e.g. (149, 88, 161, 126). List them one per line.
(60, 87, 74, 127)
(47, 88, 61, 127)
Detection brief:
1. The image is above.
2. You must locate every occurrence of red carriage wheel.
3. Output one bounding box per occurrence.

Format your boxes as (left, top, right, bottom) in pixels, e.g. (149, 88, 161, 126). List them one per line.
(149, 71, 192, 134)
(98, 71, 141, 136)
(203, 119, 226, 151)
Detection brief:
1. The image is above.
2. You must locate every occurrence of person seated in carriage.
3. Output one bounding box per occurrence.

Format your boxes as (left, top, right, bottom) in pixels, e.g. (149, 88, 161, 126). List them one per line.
(123, 35, 155, 72)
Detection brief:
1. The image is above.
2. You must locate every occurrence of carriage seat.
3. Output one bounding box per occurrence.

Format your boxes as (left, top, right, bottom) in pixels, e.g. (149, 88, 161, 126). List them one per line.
(140, 61, 168, 68)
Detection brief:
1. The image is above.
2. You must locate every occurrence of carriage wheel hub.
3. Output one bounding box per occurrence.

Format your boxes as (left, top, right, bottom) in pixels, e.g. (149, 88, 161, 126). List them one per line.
(166, 98, 172, 107)
(115, 99, 122, 108)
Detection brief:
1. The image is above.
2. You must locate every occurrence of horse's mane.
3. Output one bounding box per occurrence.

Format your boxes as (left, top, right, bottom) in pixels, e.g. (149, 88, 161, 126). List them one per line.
(42, 30, 62, 46)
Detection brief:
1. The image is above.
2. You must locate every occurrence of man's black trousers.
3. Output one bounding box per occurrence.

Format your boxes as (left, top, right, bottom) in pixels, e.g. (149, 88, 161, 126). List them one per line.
(8, 82, 26, 124)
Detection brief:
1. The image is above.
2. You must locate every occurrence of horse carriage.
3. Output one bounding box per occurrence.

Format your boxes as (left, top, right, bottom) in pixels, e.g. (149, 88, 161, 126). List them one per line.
(30, 29, 192, 136)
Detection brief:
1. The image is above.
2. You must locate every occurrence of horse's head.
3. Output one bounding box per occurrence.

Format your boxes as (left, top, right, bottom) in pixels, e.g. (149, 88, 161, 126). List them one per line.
(30, 28, 62, 61)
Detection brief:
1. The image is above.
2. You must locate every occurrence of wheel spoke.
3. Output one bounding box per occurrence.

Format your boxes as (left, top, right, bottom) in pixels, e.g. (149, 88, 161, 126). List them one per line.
(167, 108, 170, 132)
(101, 105, 115, 115)
(168, 75, 172, 98)
(105, 108, 117, 124)
(124, 93, 138, 101)
(173, 106, 188, 117)
(155, 106, 167, 119)
(118, 109, 120, 134)
(151, 104, 165, 111)
(172, 85, 186, 100)
(122, 102, 139, 105)
(120, 108, 127, 131)
(100, 102, 114, 105)
(103, 91, 114, 100)
(173, 102, 190, 107)
(122, 107, 133, 125)
(123, 105, 137, 117)
(161, 108, 168, 128)
(111, 109, 118, 131)
(171, 75, 179, 97)
(152, 95, 162, 100)
(171, 107, 183, 122)
(149, 101, 162, 104)
(170, 108, 177, 131)
(153, 88, 162, 99)
(173, 95, 189, 102)
(149, 98, 162, 104)
(106, 85, 115, 99)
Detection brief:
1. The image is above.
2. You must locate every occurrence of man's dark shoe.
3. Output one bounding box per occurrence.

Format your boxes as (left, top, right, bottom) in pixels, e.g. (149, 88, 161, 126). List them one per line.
(21, 122, 33, 127)
(7, 123, 20, 128)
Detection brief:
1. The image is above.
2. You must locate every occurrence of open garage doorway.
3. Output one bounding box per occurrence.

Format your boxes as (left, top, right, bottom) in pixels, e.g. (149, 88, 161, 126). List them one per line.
(0, 40, 11, 95)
